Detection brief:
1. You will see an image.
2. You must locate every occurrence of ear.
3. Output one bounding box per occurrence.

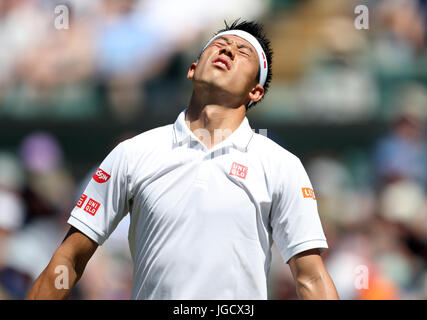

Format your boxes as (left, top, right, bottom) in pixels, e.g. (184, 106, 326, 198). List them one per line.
(248, 84, 264, 104)
(187, 62, 198, 79)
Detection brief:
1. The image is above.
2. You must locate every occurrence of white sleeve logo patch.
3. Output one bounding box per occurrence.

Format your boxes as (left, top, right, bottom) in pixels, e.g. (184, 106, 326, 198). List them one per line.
(93, 168, 111, 183)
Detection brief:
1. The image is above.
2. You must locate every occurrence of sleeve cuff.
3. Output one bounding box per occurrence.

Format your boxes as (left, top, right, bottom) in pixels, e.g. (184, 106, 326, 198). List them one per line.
(280, 239, 328, 264)
(67, 216, 106, 245)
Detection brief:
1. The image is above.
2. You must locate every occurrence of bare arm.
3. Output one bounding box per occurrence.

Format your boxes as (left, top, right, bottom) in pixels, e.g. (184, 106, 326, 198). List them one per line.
(26, 226, 98, 299)
(288, 249, 339, 300)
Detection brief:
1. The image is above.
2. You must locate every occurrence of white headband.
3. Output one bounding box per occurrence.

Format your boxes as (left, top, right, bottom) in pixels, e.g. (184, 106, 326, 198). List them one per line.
(202, 30, 268, 88)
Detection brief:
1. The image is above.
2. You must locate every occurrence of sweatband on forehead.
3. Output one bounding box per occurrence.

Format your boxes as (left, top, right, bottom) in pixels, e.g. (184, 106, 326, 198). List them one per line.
(202, 30, 268, 88)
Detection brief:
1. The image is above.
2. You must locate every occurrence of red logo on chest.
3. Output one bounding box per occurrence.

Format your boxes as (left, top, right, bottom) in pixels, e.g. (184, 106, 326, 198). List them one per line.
(229, 162, 248, 179)
(93, 168, 111, 183)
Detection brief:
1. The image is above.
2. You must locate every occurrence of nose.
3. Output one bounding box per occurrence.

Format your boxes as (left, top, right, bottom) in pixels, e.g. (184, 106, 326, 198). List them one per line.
(219, 44, 235, 60)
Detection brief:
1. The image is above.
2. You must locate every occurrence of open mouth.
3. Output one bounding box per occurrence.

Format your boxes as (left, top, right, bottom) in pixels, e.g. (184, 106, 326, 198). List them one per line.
(212, 57, 230, 70)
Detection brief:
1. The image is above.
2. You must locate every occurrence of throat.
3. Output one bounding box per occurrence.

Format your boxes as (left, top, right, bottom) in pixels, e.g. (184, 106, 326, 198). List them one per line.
(185, 104, 246, 149)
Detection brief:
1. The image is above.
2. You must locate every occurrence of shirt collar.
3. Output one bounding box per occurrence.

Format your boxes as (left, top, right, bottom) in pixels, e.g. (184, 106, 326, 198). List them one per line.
(173, 109, 254, 151)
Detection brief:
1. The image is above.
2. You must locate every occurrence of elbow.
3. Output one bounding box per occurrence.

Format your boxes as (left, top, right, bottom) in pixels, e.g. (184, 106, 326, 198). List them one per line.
(295, 272, 339, 300)
(296, 273, 324, 292)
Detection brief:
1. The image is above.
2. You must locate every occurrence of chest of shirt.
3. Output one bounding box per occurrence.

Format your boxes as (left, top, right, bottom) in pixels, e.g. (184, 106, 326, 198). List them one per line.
(128, 146, 273, 240)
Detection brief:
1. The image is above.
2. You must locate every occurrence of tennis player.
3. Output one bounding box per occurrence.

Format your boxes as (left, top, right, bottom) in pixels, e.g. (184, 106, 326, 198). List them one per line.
(27, 20, 338, 300)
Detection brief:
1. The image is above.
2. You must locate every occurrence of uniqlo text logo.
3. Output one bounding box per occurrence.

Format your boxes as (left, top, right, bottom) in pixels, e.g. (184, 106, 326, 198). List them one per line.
(93, 168, 110, 183)
(84, 198, 101, 216)
(76, 194, 88, 208)
(229, 162, 248, 179)
(302, 187, 316, 200)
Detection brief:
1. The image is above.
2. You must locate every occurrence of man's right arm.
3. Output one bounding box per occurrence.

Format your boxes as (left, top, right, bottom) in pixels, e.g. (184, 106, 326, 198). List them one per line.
(26, 226, 98, 300)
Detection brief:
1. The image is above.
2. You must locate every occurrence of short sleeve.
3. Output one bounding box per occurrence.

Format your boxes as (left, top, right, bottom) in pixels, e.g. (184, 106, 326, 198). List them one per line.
(67, 142, 130, 245)
(270, 157, 328, 263)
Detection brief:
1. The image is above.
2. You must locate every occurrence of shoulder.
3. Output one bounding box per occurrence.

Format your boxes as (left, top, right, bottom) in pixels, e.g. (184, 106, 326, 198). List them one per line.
(249, 132, 302, 168)
(120, 124, 174, 154)
(248, 133, 307, 192)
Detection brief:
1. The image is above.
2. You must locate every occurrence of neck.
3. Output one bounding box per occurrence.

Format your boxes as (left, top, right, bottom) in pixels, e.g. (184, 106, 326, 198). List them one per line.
(186, 91, 246, 149)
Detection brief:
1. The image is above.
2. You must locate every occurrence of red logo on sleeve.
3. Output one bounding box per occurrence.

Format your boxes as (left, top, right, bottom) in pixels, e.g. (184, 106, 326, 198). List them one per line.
(84, 198, 101, 216)
(229, 162, 248, 179)
(93, 168, 111, 183)
(302, 187, 316, 200)
(76, 194, 88, 208)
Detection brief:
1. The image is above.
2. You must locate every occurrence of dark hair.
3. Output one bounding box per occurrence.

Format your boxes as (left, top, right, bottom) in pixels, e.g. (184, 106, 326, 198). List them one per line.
(200, 19, 273, 110)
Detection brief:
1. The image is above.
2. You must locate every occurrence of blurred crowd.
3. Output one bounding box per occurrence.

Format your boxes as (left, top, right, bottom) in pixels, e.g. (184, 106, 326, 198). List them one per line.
(265, 0, 427, 300)
(269, 109, 427, 299)
(0, 0, 267, 120)
(0, 0, 426, 299)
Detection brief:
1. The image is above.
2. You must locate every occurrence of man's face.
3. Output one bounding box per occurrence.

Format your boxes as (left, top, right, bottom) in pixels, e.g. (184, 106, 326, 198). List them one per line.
(188, 35, 262, 105)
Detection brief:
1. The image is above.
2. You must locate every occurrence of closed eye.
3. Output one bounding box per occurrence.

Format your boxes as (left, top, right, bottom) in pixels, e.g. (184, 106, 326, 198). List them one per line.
(239, 49, 250, 57)
(212, 40, 227, 47)
(237, 44, 253, 57)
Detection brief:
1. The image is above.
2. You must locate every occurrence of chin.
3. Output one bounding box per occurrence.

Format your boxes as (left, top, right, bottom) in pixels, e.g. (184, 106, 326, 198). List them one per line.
(196, 72, 243, 95)
(197, 76, 226, 90)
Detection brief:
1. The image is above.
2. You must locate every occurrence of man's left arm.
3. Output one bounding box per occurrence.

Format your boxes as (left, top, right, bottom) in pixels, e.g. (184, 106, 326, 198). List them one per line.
(288, 249, 339, 299)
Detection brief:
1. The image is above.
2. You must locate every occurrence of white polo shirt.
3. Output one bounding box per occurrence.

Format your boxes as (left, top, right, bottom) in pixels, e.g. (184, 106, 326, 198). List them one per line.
(67, 109, 328, 300)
